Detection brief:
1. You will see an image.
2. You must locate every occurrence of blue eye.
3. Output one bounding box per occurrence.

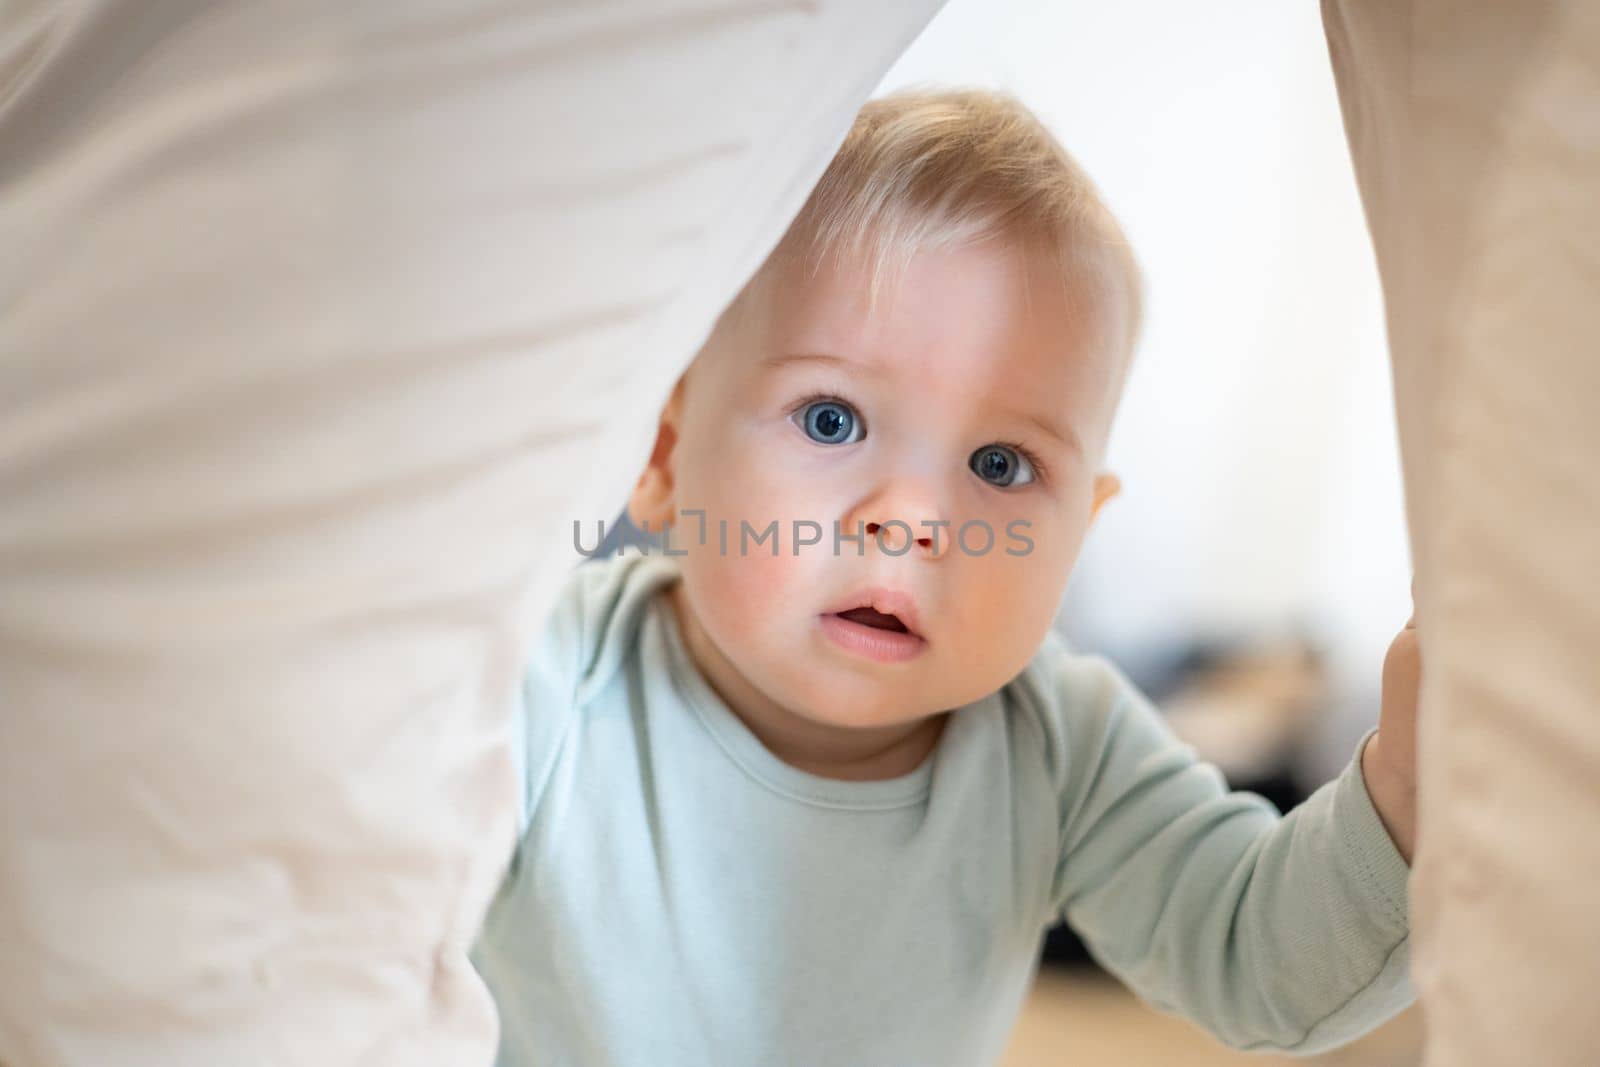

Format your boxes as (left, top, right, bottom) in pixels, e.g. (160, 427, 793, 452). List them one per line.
(970, 445, 1035, 488)
(796, 400, 862, 445)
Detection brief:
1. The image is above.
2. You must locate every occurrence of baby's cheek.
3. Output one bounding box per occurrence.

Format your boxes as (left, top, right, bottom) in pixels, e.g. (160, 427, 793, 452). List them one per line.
(956, 550, 1071, 667)
(685, 543, 806, 645)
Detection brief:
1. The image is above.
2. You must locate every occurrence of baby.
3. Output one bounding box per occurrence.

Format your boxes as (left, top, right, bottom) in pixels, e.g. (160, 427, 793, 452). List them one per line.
(473, 89, 1418, 1066)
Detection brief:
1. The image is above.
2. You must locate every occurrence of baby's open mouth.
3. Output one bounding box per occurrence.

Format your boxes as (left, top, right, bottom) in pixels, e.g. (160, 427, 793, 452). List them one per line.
(819, 592, 926, 663)
(818, 588, 926, 664)
(833, 606, 910, 634)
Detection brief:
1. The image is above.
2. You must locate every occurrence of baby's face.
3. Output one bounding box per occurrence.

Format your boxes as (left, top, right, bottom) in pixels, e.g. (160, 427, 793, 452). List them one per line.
(640, 239, 1121, 732)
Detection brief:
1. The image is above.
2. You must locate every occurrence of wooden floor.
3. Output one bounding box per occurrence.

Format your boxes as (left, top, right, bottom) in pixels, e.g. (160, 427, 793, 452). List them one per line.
(1001, 969, 1424, 1067)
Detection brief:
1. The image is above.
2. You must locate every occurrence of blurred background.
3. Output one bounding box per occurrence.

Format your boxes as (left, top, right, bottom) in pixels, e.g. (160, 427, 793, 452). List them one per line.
(603, 0, 1420, 1061)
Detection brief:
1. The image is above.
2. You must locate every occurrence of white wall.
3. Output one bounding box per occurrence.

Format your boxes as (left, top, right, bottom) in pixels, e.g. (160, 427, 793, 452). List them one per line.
(877, 0, 1412, 780)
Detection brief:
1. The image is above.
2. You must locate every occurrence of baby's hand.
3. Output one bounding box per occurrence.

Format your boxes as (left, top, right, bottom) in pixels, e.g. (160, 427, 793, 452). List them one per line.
(1363, 596, 1420, 864)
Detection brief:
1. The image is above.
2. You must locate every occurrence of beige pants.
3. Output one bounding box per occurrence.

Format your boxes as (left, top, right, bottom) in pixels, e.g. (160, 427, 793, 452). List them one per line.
(2, 1, 1596, 1064)
(1324, 2, 1600, 1063)
(0, 3, 940, 1064)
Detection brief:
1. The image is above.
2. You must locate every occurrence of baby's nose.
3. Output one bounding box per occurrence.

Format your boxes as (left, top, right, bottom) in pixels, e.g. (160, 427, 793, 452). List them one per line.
(843, 473, 951, 559)
(864, 521, 928, 549)
(862, 519, 944, 558)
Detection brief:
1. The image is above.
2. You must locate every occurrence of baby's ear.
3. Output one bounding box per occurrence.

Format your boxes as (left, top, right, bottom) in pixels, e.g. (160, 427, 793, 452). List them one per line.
(626, 381, 685, 530)
(1088, 472, 1121, 523)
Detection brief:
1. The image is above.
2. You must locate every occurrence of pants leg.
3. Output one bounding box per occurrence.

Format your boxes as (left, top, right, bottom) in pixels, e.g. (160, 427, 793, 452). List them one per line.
(1323, 3, 1600, 1063)
(0, 3, 941, 1063)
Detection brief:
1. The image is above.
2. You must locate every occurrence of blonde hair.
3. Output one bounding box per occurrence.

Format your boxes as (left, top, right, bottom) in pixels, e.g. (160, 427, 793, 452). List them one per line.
(748, 87, 1143, 406)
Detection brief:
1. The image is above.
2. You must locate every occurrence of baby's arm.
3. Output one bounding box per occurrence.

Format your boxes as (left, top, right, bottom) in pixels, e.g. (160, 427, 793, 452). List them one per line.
(1038, 639, 1413, 1055)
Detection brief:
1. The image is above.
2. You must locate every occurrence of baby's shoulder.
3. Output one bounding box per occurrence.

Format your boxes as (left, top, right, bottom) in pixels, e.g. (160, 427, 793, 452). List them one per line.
(1003, 631, 1134, 727)
(526, 552, 682, 706)
(997, 632, 1154, 786)
(516, 553, 681, 825)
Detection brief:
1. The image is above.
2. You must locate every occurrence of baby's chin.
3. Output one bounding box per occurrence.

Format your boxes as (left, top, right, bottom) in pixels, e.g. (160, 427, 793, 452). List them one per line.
(768, 661, 992, 731)
(786, 694, 943, 734)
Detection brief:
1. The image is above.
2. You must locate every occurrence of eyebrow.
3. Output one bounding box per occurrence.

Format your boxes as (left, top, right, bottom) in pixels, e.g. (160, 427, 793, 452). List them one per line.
(1014, 409, 1084, 457)
(760, 352, 868, 372)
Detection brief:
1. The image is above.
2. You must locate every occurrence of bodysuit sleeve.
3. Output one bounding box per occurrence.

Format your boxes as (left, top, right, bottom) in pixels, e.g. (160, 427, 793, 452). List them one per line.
(1028, 635, 1414, 1054)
